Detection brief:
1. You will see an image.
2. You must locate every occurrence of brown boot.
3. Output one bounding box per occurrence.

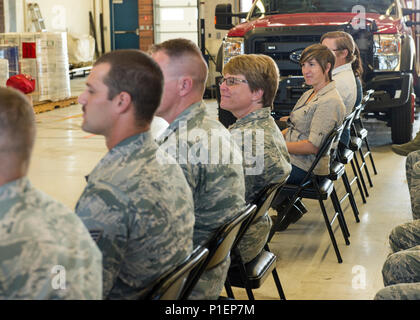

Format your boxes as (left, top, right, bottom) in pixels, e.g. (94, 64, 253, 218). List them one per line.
(392, 131, 420, 156)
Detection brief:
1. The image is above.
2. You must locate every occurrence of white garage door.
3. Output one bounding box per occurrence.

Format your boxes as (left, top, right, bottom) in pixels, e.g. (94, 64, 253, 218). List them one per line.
(154, 0, 199, 45)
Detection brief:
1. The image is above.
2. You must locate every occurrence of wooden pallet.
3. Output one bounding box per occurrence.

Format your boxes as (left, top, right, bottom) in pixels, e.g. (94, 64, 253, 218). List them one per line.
(33, 97, 79, 114)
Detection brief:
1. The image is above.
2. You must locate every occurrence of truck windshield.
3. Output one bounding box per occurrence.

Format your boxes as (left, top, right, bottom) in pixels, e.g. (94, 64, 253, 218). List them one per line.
(249, 0, 397, 18)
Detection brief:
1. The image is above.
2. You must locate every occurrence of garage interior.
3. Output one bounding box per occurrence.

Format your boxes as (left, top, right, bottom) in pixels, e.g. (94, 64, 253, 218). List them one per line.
(1, 0, 419, 300)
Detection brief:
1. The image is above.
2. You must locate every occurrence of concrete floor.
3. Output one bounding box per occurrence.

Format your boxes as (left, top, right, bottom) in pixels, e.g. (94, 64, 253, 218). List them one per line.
(27, 77, 416, 300)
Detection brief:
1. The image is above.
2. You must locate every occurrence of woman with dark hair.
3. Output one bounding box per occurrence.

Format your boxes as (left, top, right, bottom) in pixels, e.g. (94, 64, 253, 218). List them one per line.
(271, 44, 346, 229)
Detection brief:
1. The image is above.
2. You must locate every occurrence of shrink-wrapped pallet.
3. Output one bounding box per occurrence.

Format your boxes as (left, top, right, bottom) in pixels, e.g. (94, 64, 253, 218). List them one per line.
(0, 58, 9, 87)
(35, 32, 71, 102)
(0, 45, 19, 76)
(0, 32, 71, 103)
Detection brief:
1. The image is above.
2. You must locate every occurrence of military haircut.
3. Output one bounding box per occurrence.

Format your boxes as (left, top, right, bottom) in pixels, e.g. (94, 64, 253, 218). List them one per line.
(223, 54, 280, 108)
(149, 38, 208, 92)
(95, 49, 164, 126)
(300, 44, 335, 81)
(0, 87, 35, 161)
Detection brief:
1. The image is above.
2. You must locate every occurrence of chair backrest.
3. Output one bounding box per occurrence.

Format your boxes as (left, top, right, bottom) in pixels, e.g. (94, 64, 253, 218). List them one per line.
(232, 181, 287, 250)
(146, 246, 209, 300)
(205, 204, 257, 269)
(338, 109, 357, 154)
(180, 203, 257, 299)
(296, 123, 344, 188)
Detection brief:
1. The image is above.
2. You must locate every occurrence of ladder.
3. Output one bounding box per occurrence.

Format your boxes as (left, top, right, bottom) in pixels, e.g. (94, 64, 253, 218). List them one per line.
(27, 3, 46, 32)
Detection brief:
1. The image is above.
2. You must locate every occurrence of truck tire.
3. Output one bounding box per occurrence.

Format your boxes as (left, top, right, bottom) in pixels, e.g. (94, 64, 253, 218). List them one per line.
(391, 88, 413, 144)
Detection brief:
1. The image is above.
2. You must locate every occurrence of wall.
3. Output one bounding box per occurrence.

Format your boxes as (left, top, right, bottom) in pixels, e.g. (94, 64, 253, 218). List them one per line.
(201, 0, 240, 86)
(0, 0, 4, 33)
(27, 0, 92, 35)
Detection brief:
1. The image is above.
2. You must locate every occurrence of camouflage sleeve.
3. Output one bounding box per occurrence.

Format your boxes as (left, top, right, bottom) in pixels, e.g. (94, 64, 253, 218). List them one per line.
(75, 181, 131, 297)
(405, 150, 420, 219)
(0, 240, 58, 299)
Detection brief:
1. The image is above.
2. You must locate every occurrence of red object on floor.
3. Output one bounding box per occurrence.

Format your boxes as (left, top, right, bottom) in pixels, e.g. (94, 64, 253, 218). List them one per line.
(6, 74, 36, 94)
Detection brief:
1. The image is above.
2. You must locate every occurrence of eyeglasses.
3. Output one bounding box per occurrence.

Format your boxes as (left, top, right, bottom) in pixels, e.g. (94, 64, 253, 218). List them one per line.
(219, 77, 248, 86)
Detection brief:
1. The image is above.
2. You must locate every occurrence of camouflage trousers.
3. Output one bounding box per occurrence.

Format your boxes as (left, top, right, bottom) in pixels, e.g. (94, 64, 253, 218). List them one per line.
(406, 150, 420, 220)
(382, 245, 420, 286)
(237, 213, 272, 264)
(382, 220, 420, 286)
(374, 282, 420, 300)
(188, 256, 230, 300)
(389, 219, 420, 253)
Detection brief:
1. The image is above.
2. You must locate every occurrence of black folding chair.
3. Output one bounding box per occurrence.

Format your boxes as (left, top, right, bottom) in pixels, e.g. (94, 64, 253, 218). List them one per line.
(225, 181, 288, 300)
(352, 89, 377, 176)
(180, 204, 257, 300)
(144, 246, 209, 300)
(331, 110, 361, 224)
(269, 124, 349, 263)
(343, 90, 376, 200)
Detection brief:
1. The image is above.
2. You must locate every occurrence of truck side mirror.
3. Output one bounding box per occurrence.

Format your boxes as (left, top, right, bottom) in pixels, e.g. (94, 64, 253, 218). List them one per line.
(215, 4, 234, 30)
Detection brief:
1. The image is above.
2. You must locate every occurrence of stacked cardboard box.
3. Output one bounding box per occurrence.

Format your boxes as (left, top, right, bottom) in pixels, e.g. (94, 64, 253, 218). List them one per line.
(0, 58, 8, 87)
(0, 32, 71, 102)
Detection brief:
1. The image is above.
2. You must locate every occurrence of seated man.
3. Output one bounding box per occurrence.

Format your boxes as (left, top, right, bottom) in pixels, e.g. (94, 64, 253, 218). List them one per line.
(75, 50, 195, 300)
(220, 53, 291, 263)
(0, 87, 102, 299)
(150, 38, 246, 300)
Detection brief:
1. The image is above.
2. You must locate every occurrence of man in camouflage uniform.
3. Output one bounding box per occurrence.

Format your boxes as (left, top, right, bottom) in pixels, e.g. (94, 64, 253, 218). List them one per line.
(374, 150, 420, 299)
(220, 54, 291, 263)
(0, 87, 102, 299)
(76, 50, 195, 299)
(150, 38, 246, 300)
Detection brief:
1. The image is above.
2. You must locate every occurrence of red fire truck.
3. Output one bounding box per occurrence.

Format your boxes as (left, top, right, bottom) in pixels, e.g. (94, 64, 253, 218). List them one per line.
(215, 0, 420, 143)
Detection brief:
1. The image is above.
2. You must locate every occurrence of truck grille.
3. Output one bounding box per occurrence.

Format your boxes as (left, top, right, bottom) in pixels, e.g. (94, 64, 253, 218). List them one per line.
(249, 35, 322, 76)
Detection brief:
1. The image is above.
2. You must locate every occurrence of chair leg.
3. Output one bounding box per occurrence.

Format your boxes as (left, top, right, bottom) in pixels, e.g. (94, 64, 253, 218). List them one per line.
(272, 268, 286, 300)
(358, 148, 373, 188)
(318, 199, 343, 263)
(265, 244, 286, 300)
(341, 170, 360, 223)
(352, 155, 369, 198)
(350, 159, 367, 203)
(331, 188, 350, 245)
(233, 250, 255, 300)
(363, 138, 378, 175)
(224, 279, 235, 299)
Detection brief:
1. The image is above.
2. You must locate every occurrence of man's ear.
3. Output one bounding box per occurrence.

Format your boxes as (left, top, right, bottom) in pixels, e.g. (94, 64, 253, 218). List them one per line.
(115, 91, 132, 113)
(178, 76, 193, 97)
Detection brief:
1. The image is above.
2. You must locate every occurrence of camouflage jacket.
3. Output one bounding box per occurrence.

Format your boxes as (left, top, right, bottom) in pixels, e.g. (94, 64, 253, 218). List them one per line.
(229, 107, 291, 203)
(75, 131, 195, 299)
(0, 177, 102, 300)
(156, 101, 246, 246)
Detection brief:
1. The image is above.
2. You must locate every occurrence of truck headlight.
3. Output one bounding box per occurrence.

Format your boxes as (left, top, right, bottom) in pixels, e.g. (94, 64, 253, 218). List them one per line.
(373, 34, 401, 71)
(223, 37, 244, 66)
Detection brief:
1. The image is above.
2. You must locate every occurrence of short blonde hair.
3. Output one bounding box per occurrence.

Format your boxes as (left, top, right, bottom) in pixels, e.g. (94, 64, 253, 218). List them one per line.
(223, 54, 280, 108)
